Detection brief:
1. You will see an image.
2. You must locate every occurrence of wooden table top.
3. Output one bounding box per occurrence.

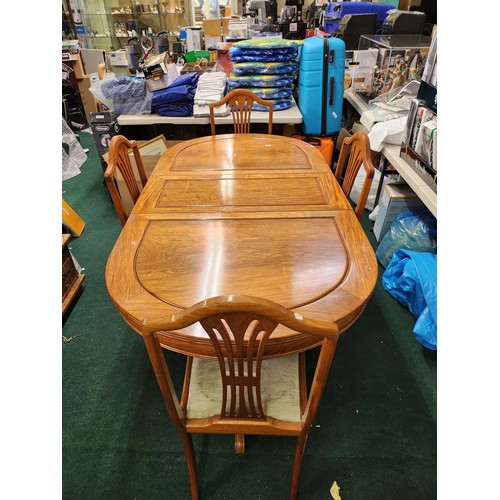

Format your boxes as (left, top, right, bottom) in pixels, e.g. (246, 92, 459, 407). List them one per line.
(105, 134, 378, 358)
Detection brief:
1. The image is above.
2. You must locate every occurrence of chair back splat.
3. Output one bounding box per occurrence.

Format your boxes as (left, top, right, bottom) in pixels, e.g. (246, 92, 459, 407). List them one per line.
(142, 294, 340, 500)
(334, 131, 375, 220)
(209, 89, 274, 136)
(104, 135, 148, 227)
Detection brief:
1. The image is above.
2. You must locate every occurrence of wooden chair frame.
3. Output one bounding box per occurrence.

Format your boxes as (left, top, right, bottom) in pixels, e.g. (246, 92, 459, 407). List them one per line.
(209, 89, 274, 136)
(104, 135, 148, 227)
(142, 295, 340, 500)
(334, 131, 375, 221)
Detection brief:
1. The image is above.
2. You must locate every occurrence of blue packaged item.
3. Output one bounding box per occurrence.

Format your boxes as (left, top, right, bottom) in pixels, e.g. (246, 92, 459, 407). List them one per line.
(253, 99, 292, 111)
(232, 61, 299, 75)
(229, 39, 300, 62)
(231, 38, 302, 49)
(382, 249, 437, 350)
(228, 74, 295, 88)
(229, 52, 299, 63)
(245, 86, 294, 99)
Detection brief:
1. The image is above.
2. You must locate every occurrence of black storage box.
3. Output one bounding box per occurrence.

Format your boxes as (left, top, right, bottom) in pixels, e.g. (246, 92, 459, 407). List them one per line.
(90, 112, 121, 172)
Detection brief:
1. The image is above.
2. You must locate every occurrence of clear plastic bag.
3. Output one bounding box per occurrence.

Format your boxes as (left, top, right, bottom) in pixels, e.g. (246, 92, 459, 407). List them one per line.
(376, 210, 437, 268)
(368, 80, 421, 112)
(89, 75, 152, 115)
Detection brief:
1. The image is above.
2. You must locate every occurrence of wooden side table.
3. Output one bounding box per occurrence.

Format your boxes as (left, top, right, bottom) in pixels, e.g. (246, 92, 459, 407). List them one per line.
(62, 234, 85, 316)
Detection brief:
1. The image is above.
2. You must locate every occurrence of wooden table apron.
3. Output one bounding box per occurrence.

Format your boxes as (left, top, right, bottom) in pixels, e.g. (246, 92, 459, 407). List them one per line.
(105, 134, 378, 359)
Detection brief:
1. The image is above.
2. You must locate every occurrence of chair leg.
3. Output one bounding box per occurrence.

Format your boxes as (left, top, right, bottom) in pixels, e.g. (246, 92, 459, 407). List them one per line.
(235, 434, 245, 454)
(179, 429, 199, 500)
(290, 433, 309, 500)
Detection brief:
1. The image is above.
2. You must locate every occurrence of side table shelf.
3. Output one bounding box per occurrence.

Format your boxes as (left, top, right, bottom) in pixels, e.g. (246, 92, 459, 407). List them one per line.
(62, 234, 86, 316)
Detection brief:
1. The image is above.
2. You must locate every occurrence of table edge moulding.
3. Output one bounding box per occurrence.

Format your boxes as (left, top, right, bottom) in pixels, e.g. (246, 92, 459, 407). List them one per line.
(105, 133, 378, 359)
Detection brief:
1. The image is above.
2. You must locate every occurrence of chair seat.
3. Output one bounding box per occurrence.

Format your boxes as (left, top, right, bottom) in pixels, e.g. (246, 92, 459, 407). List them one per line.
(187, 355, 302, 422)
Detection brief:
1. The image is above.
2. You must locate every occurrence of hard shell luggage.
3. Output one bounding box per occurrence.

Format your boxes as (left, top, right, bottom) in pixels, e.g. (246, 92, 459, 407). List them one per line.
(291, 134, 334, 168)
(297, 36, 345, 137)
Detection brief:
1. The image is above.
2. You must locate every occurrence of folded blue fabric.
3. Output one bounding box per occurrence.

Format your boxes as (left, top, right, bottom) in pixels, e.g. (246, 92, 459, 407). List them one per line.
(151, 72, 200, 106)
(154, 103, 193, 117)
(152, 85, 197, 105)
(168, 72, 200, 89)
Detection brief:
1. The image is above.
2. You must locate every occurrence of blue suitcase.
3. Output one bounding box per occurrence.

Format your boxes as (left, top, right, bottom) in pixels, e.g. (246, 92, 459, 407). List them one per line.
(297, 36, 345, 137)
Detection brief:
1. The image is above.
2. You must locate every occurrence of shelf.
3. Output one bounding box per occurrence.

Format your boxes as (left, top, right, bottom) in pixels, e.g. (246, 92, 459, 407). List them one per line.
(81, 0, 192, 50)
(343, 90, 437, 218)
(89, 35, 130, 38)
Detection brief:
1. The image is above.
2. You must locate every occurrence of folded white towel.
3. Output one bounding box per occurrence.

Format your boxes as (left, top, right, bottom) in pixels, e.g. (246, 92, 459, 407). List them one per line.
(193, 103, 227, 117)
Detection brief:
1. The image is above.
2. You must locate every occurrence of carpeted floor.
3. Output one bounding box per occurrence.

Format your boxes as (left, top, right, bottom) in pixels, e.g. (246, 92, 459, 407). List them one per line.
(62, 131, 436, 499)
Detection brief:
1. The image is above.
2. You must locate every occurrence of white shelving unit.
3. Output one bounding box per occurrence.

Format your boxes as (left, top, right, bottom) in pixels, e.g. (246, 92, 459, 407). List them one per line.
(344, 90, 437, 218)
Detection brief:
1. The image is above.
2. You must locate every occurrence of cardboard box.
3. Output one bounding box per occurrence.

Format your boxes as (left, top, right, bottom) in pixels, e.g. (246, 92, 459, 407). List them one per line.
(103, 137, 183, 215)
(203, 18, 231, 38)
(373, 182, 425, 241)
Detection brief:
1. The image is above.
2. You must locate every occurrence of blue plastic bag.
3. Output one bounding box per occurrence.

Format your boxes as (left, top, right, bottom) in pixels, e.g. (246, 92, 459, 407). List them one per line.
(382, 249, 437, 350)
(376, 210, 437, 268)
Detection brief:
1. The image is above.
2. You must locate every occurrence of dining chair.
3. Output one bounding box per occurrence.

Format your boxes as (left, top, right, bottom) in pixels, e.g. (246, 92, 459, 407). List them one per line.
(142, 294, 340, 500)
(334, 131, 375, 221)
(104, 135, 148, 227)
(209, 88, 274, 135)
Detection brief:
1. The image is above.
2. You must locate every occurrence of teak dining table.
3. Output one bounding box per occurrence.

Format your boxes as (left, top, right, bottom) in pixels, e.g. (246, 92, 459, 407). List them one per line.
(105, 133, 378, 358)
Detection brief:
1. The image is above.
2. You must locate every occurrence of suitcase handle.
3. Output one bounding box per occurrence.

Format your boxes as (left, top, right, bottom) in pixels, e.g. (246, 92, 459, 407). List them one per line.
(291, 134, 321, 147)
(329, 77, 334, 106)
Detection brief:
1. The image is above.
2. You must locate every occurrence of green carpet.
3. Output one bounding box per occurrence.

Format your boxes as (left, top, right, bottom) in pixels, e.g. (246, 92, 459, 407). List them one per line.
(62, 131, 436, 499)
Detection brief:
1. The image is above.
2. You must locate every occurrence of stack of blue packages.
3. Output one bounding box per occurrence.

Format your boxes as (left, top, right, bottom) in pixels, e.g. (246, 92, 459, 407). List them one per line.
(151, 73, 200, 117)
(228, 39, 301, 111)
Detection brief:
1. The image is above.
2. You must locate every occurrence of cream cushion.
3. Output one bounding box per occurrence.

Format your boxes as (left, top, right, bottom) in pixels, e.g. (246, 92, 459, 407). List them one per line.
(186, 355, 301, 422)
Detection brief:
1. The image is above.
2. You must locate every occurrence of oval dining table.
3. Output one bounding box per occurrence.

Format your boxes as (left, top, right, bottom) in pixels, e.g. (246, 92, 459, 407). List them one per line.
(105, 133, 378, 359)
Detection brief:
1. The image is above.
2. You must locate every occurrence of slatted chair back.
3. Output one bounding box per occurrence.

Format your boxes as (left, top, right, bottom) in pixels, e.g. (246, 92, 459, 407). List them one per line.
(104, 135, 148, 227)
(209, 89, 273, 135)
(334, 131, 375, 220)
(142, 294, 340, 500)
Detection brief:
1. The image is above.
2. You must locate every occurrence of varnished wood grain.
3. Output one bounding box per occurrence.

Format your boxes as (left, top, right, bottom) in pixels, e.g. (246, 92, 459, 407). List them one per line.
(135, 218, 348, 309)
(152, 134, 330, 174)
(105, 134, 378, 357)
